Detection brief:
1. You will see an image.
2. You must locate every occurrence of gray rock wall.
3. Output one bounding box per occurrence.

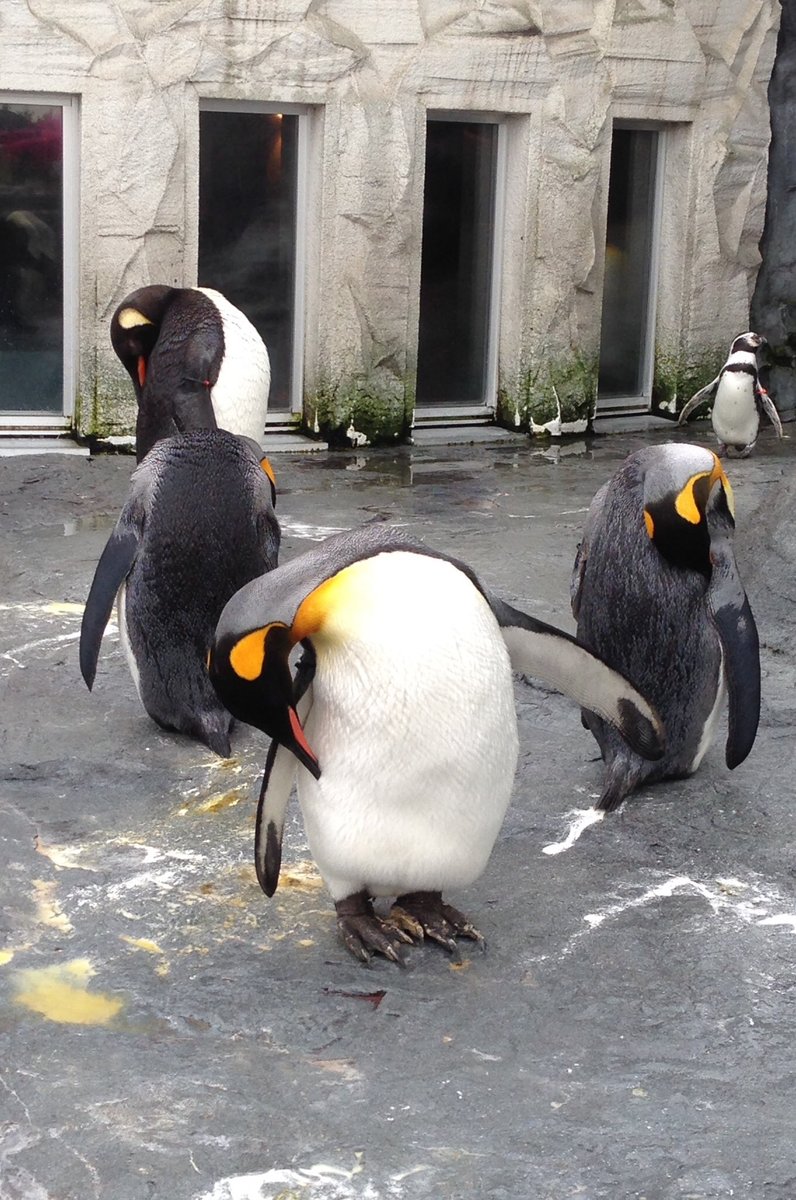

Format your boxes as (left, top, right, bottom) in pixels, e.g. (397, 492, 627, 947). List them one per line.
(1, 0, 780, 440)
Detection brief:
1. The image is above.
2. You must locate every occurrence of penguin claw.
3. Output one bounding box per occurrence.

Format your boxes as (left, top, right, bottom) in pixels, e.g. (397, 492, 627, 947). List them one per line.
(391, 892, 486, 956)
(335, 892, 414, 966)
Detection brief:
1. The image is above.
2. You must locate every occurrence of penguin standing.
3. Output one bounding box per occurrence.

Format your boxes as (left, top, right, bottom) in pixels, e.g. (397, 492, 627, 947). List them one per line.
(209, 524, 664, 964)
(110, 285, 271, 462)
(80, 430, 280, 757)
(677, 331, 782, 457)
(571, 443, 760, 812)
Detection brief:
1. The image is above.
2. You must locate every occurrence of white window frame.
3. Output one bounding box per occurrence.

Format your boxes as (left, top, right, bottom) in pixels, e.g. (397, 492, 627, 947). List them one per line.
(597, 120, 666, 415)
(198, 99, 308, 419)
(0, 92, 79, 429)
(414, 110, 507, 420)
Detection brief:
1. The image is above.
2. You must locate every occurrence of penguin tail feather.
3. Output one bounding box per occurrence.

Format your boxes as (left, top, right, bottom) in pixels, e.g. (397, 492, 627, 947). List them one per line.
(196, 717, 233, 760)
(595, 757, 642, 813)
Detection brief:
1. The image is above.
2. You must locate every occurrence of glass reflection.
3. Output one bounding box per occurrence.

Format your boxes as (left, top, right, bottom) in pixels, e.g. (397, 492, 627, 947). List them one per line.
(0, 104, 64, 413)
(598, 128, 658, 399)
(416, 121, 498, 406)
(199, 111, 298, 412)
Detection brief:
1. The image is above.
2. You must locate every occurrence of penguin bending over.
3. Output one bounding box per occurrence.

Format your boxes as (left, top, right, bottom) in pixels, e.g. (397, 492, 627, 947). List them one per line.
(110, 285, 271, 462)
(209, 524, 665, 965)
(80, 430, 280, 757)
(677, 332, 782, 457)
(571, 443, 760, 812)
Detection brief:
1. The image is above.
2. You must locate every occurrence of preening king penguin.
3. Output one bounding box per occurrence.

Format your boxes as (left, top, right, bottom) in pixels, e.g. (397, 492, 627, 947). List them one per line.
(571, 442, 760, 812)
(110, 285, 271, 462)
(677, 331, 782, 457)
(80, 430, 280, 757)
(209, 523, 665, 965)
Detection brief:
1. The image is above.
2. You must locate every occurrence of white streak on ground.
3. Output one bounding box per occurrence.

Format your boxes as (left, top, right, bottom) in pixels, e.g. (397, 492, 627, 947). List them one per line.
(194, 1164, 386, 1200)
(542, 808, 603, 855)
(757, 914, 796, 932)
(548, 873, 796, 961)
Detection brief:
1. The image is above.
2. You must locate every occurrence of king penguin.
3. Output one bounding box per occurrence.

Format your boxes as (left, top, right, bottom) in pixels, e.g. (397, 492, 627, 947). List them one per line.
(677, 331, 782, 457)
(80, 430, 280, 757)
(571, 442, 760, 812)
(110, 285, 271, 462)
(208, 523, 665, 964)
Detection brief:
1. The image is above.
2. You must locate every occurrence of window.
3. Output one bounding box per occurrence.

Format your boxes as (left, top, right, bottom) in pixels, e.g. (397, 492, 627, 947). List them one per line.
(199, 103, 306, 413)
(0, 96, 78, 420)
(598, 125, 662, 409)
(416, 116, 503, 409)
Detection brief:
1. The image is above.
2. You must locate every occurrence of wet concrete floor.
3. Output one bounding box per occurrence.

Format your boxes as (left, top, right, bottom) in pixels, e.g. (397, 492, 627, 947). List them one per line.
(0, 425, 794, 1200)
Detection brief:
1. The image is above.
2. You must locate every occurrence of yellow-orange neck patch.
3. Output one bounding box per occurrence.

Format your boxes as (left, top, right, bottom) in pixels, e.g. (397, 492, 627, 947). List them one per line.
(293, 568, 356, 643)
(674, 471, 711, 524)
(229, 626, 271, 681)
(260, 457, 276, 489)
(643, 509, 655, 538)
(117, 307, 153, 330)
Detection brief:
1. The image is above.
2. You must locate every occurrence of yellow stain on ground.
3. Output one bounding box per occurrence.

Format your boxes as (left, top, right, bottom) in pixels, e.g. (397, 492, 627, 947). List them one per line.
(120, 935, 164, 955)
(35, 836, 94, 871)
(42, 601, 86, 616)
(0, 949, 15, 966)
(296, 938, 315, 948)
(177, 788, 244, 816)
(33, 880, 73, 933)
(278, 860, 324, 892)
(449, 958, 473, 973)
(13, 959, 123, 1026)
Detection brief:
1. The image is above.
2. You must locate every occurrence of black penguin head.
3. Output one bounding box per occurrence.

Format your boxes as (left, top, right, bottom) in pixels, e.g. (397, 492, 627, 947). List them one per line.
(642, 443, 734, 573)
(208, 621, 320, 779)
(110, 285, 178, 396)
(729, 331, 766, 356)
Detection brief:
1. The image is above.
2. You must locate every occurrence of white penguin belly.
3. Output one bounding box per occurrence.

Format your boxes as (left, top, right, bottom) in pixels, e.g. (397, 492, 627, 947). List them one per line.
(194, 287, 271, 442)
(689, 648, 725, 774)
(117, 582, 142, 701)
(712, 375, 759, 448)
(296, 553, 519, 901)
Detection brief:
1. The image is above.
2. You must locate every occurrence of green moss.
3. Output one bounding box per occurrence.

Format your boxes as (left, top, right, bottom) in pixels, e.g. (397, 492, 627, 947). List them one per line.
(304, 375, 413, 447)
(653, 346, 726, 417)
(498, 352, 598, 434)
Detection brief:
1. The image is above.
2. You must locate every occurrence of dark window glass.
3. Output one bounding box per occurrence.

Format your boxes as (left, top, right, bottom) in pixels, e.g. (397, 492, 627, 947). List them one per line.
(416, 121, 498, 406)
(598, 128, 658, 399)
(199, 111, 298, 411)
(0, 104, 64, 413)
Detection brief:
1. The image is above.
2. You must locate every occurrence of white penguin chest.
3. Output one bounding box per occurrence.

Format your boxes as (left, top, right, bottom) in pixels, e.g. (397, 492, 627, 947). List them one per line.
(193, 288, 271, 442)
(712, 373, 758, 446)
(296, 552, 519, 899)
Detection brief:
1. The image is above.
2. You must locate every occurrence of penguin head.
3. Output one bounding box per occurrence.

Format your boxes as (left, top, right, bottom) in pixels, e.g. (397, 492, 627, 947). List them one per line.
(209, 619, 320, 778)
(110, 285, 178, 396)
(729, 331, 766, 357)
(641, 443, 734, 573)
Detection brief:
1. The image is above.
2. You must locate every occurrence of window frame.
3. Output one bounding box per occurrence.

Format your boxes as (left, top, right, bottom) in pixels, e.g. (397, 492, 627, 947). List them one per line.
(197, 99, 309, 419)
(0, 92, 79, 429)
(597, 119, 667, 415)
(414, 109, 507, 419)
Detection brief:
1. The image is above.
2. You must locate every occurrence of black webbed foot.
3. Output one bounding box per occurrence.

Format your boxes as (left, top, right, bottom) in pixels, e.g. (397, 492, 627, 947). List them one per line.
(391, 890, 486, 958)
(335, 891, 414, 966)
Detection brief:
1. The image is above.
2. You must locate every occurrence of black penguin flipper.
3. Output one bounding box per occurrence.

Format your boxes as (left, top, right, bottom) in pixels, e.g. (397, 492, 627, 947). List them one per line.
(756, 385, 784, 438)
(677, 377, 719, 426)
(706, 515, 761, 769)
(490, 596, 665, 762)
(79, 523, 140, 690)
(253, 679, 315, 897)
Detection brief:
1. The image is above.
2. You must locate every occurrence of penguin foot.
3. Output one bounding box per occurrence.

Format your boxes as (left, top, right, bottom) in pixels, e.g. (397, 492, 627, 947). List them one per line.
(335, 891, 413, 966)
(392, 891, 486, 957)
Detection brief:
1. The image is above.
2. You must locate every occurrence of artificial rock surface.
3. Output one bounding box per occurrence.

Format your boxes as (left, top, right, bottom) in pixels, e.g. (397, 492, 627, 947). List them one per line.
(3, 1, 781, 437)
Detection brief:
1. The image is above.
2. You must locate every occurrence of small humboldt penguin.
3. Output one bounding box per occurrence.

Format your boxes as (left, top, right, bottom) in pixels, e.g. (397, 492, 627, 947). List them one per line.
(208, 524, 665, 965)
(80, 430, 280, 757)
(110, 285, 271, 462)
(571, 442, 760, 812)
(677, 331, 782, 457)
